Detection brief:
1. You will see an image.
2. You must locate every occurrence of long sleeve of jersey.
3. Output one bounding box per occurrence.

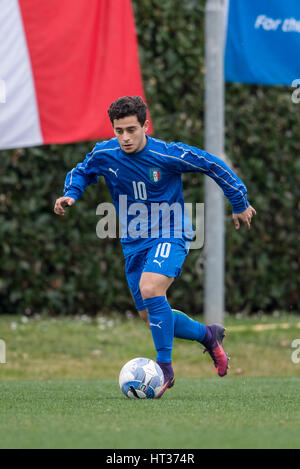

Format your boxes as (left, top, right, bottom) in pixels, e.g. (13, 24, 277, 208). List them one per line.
(166, 141, 249, 214)
(63, 147, 103, 201)
(62, 137, 250, 215)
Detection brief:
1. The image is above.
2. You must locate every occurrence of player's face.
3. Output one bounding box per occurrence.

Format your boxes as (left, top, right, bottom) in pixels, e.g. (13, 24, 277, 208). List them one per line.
(113, 115, 149, 154)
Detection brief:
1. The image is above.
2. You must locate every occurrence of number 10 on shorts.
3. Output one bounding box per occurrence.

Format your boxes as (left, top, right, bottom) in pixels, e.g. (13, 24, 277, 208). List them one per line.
(154, 242, 171, 258)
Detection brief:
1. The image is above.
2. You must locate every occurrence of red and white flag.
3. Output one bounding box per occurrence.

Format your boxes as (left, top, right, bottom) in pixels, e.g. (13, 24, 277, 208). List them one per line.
(0, 0, 152, 150)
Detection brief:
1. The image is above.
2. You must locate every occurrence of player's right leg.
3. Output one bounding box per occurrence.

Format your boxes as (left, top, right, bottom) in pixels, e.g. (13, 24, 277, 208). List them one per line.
(125, 246, 228, 384)
(137, 308, 150, 327)
(125, 247, 176, 390)
(139, 271, 175, 398)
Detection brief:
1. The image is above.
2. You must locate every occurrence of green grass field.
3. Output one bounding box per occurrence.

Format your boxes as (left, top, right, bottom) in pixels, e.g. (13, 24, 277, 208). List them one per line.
(0, 313, 300, 449)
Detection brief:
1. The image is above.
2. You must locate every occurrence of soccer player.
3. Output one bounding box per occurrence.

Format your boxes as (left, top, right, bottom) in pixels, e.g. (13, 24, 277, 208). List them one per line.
(54, 96, 256, 398)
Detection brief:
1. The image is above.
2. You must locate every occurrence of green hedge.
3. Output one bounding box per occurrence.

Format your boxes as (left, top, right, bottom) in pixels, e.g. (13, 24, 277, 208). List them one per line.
(0, 0, 299, 315)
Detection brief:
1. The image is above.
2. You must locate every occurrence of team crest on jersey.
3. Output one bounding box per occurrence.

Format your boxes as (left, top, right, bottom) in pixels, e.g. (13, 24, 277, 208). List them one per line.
(150, 168, 161, 182)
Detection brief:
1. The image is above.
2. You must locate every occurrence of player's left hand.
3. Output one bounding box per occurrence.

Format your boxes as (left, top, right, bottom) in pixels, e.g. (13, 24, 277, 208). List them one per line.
(232, 205, 256, 230)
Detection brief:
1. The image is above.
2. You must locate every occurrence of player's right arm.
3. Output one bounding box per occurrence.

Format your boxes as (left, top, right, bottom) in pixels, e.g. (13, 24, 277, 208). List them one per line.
(54, 196, 76, 216)
(54, 144, 103, 216)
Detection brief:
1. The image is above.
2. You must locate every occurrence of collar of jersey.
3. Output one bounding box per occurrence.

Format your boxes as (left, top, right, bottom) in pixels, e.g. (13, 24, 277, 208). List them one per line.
(120, 136, 150, 157)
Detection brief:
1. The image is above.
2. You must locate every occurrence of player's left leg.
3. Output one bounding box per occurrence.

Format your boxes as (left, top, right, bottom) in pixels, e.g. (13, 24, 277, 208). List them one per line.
(173, 309, 229, 376)
(139, 306, 229, 378)
(138, 307, 206, 342)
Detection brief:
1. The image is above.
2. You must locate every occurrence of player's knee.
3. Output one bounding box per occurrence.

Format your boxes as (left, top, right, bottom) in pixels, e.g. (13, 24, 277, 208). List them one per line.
(139, 282, 159, 300)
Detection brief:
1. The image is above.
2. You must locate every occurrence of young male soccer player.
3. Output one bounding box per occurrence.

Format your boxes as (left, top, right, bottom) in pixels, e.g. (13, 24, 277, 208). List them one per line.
(54, 96, 256, 398)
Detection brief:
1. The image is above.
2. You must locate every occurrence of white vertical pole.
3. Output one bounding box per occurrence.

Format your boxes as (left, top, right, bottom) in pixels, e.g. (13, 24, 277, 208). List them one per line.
(204, 0, 225, 324)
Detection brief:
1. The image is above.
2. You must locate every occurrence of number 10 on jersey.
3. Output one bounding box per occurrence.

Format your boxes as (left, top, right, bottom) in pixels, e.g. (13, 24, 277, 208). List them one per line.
(132, 181, 147, 200)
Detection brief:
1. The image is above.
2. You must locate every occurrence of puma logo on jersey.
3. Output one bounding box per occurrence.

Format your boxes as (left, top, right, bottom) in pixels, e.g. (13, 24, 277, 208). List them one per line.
(153, 259, 164, 268)
(109, 167, 119, 177)
(180, 152, 188, 158)
(149, 321, 163, 329)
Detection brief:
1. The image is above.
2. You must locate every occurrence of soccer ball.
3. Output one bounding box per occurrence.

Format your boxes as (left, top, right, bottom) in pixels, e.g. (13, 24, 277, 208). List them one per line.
(119, 357, 164, 399)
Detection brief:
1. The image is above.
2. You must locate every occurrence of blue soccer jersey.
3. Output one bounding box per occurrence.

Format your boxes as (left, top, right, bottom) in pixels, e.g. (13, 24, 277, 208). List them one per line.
(63, 136, 249, 257)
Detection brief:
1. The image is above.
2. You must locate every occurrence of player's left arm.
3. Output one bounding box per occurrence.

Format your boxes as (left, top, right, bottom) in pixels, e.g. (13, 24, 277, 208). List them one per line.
(167, 141, 256, 230)
(232, 204, 256, 230)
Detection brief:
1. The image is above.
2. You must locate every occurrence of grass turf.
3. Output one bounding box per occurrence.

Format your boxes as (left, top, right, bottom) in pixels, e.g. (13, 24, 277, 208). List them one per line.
(0, 377, 299, 449)
(1, 313, 300, 380)
(0, 313, 300, 448)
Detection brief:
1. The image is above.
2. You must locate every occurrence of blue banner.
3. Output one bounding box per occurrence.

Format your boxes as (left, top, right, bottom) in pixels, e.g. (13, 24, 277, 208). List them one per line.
(225, 0, 300, 85)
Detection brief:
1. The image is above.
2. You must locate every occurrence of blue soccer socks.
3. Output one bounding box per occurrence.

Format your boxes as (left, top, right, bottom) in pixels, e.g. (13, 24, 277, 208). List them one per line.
(144, 296, 174, 363)
(173, 309, 206, 342)
(144, 298, 208, 364)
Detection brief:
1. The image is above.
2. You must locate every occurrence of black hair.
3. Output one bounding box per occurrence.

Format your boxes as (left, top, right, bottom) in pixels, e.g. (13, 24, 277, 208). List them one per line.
(108, 96, 147, 126)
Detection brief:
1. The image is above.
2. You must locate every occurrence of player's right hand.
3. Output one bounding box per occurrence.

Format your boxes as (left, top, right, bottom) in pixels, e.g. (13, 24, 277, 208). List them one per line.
(54, 197, 75, 216)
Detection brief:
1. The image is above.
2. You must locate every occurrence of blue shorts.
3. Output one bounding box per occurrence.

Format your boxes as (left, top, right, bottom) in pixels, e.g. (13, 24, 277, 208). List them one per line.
(125, 240, 190, 312)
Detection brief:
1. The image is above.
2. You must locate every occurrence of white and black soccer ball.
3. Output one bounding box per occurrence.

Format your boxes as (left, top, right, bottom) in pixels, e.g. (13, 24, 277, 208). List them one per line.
(119, 357, 164, 399)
